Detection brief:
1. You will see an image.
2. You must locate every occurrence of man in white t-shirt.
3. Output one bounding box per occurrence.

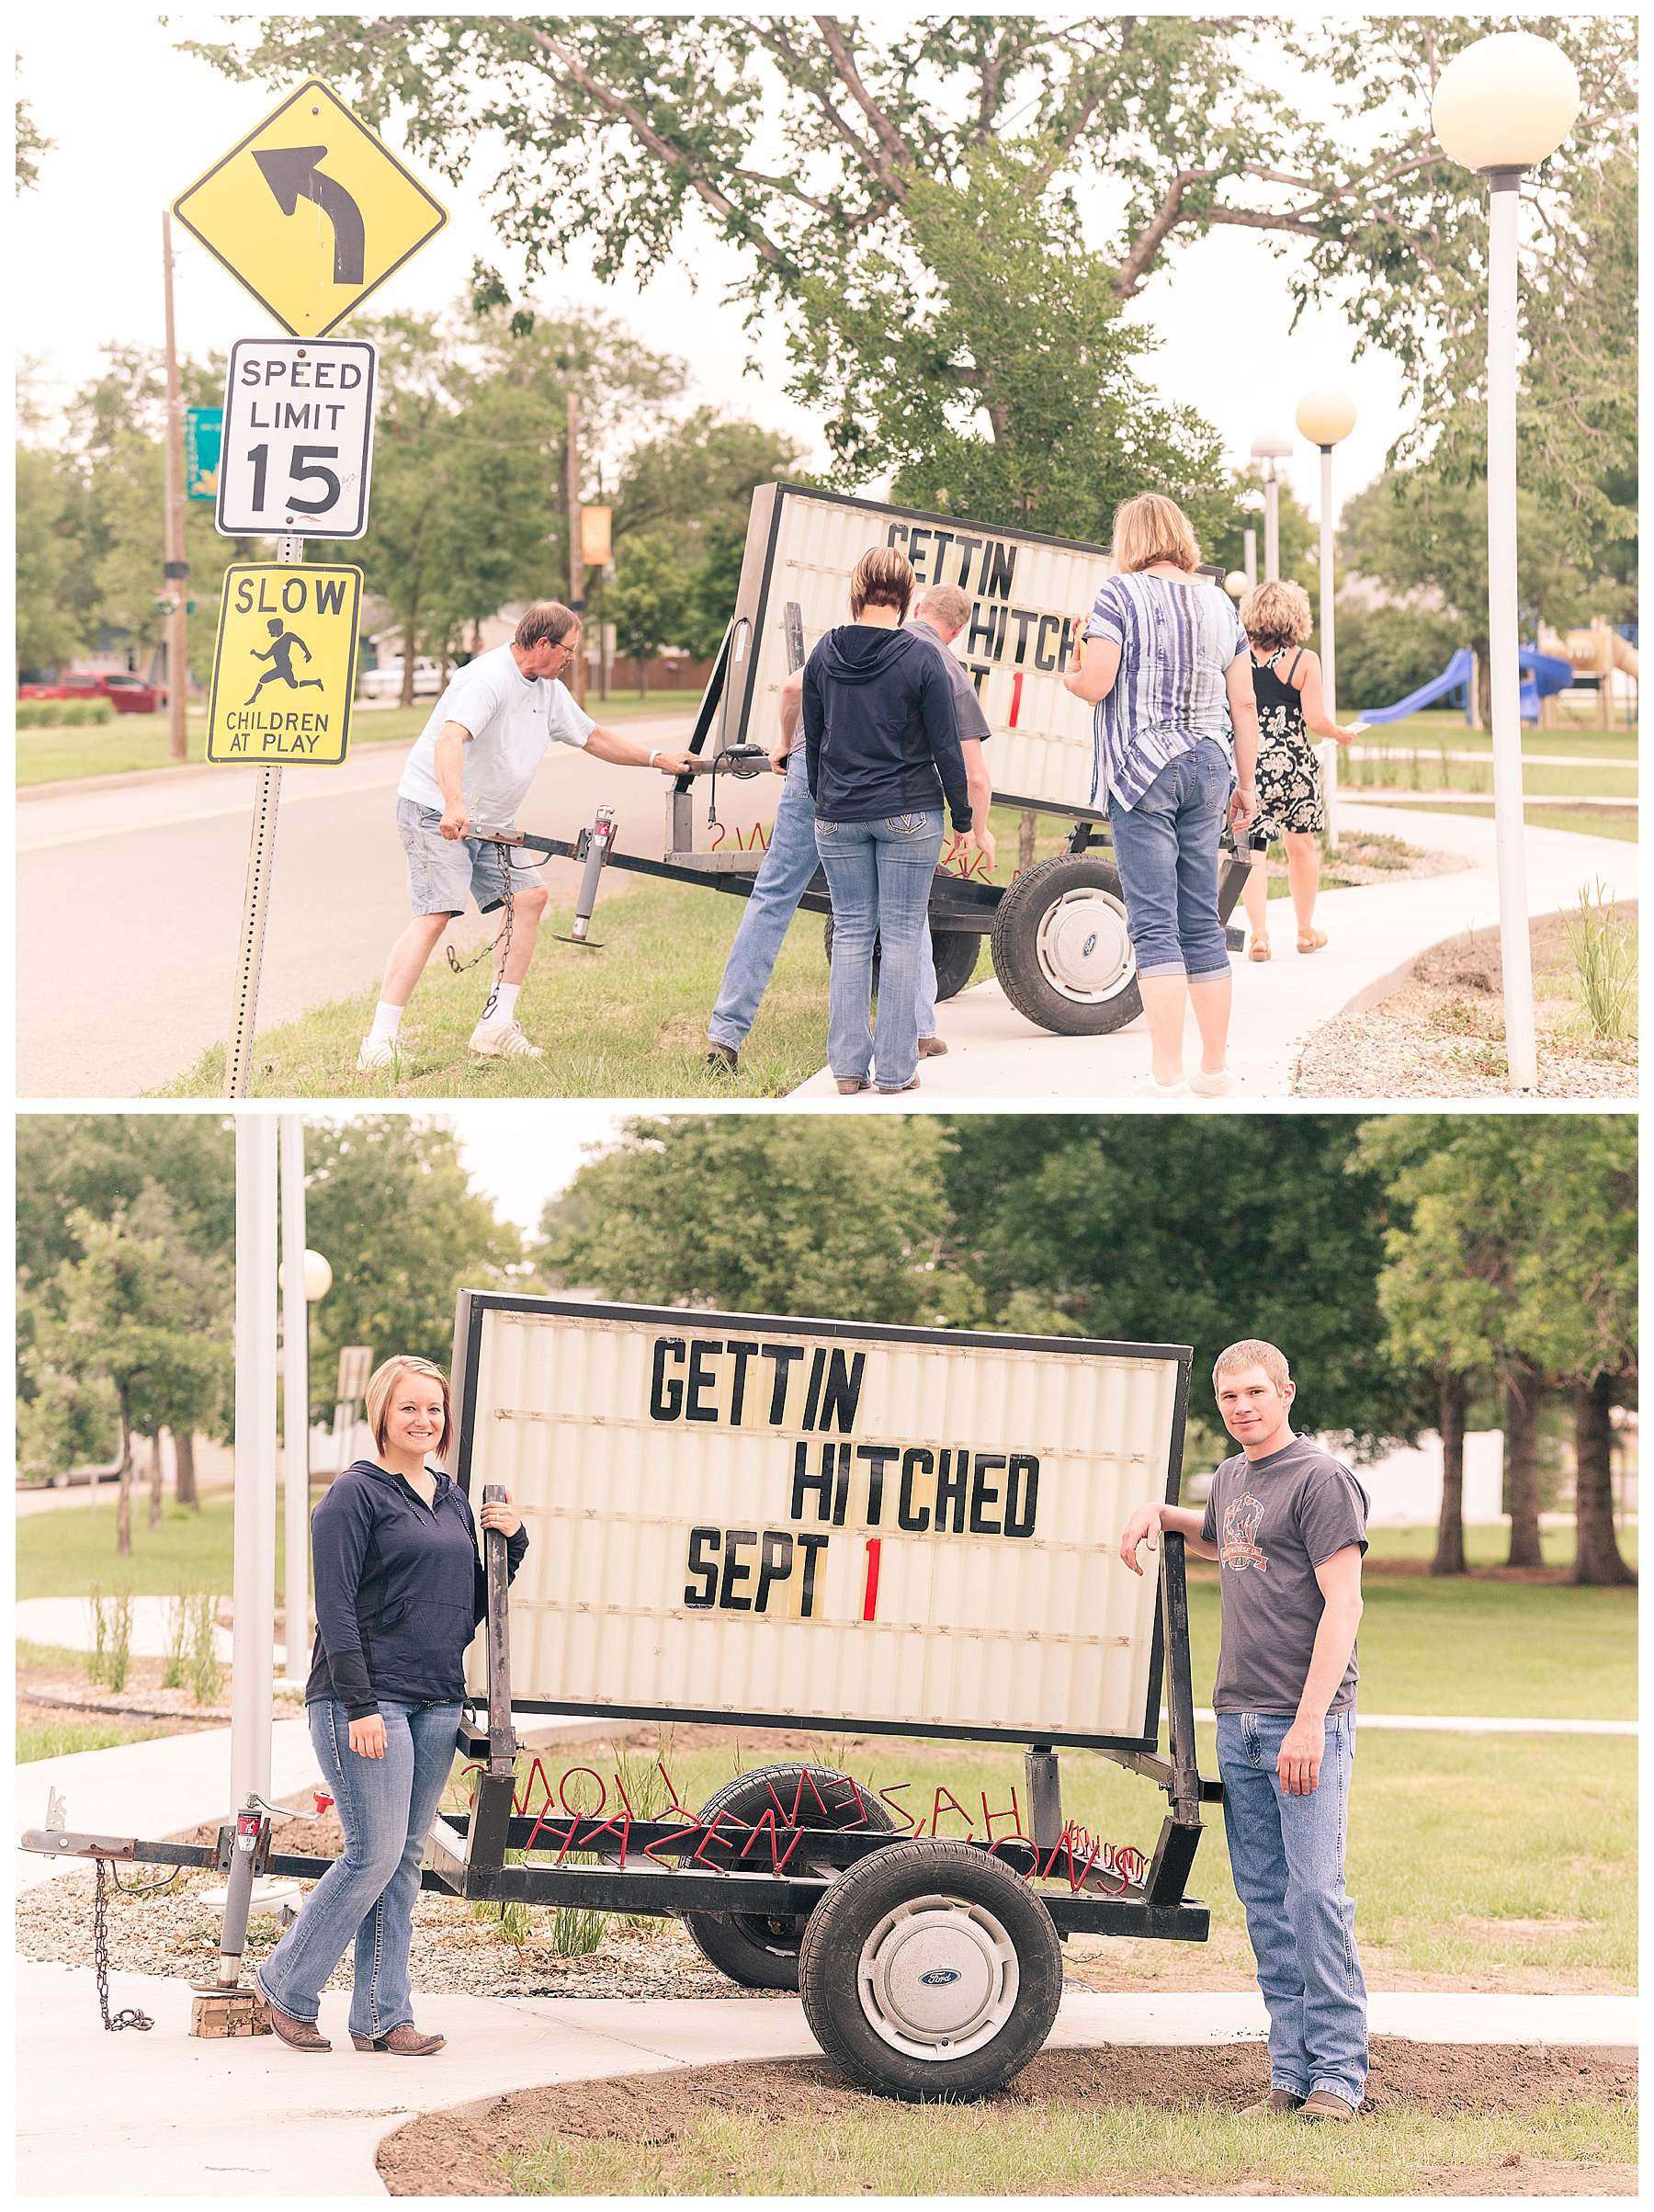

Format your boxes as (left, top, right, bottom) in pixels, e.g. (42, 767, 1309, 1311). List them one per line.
(359, 601, 697, 1069)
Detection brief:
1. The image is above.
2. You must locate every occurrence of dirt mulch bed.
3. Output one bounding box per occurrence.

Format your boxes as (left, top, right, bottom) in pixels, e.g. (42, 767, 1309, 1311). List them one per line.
(375, 2043, 1637, 2197)
(1293, 905, 1637, 1098)
(1308, 830, 1474, 890)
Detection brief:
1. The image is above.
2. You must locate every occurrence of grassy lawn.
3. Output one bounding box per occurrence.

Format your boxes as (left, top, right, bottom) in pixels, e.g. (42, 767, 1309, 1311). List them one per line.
(1346, 761, 1637, 800)
(17, 695, 698, 787)
(16, 1498, 287, 1603)
(502, 2094, 1634, 2196)
(17, 1716, 177, 1763)
(1364, 1522, 1637, 1570)
(157, 875, 859, 1099)
(1376, 800, 1638, 844)
(1363, 707, 1637, 750)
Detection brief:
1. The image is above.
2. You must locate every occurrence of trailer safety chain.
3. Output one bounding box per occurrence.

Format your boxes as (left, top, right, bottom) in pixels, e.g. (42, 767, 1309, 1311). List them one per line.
(447, 845, 519, 1005)
(93, 1858, 154, 2034)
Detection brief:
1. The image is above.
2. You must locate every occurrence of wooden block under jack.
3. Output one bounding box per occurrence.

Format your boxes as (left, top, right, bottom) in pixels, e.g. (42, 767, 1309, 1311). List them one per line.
(189, 1983, 272, 2038)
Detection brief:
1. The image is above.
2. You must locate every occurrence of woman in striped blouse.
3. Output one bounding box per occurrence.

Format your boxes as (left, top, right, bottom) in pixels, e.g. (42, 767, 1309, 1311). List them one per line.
(1064, 494, 1261, 1097)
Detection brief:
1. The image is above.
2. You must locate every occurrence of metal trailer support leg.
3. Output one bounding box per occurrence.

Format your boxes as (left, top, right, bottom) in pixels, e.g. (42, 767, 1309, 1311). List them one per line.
(190, 1802, 275, 2036)
(1025, 1745, 1063, 1859)
(555, 808, 617, 946)
(1144, 1532, 1210, 1915)
(464, 1484, 519, 1888)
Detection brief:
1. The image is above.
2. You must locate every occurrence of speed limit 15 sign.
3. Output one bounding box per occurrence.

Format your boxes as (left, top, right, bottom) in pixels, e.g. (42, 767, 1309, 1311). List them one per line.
(216, 337, 377, 539)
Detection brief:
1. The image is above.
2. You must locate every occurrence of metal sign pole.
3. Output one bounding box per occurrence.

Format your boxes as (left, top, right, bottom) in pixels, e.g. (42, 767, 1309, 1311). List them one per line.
(224, 532, 301, 1098)
(231, 1117, 278, 1809)
(279, 1116, 311, 1685)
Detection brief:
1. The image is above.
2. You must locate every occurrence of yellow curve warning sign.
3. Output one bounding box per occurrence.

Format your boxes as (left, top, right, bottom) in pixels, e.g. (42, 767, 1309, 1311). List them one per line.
(208, 564, 362, 765)
(172, 78, 447, 337)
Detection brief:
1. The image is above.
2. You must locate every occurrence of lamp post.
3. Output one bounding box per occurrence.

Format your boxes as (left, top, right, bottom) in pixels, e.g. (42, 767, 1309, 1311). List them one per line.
(1432, 29, 1580, 1093)
(1250, 434, 1293, 580)
(1294, 389, 1356, 722)
(277, 1115, 331, 1688)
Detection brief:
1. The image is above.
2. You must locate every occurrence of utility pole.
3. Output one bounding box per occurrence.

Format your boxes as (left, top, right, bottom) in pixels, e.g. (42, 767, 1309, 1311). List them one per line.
(161, 211, 189, 763)
(567, 391, 586, 708)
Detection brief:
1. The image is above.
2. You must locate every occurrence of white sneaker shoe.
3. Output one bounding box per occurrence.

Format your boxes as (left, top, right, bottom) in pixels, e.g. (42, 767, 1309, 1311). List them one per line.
(468, 1017, 544, 1061)
(1189, 1066, 1234, 1096)
(1126, 1071, 1188, 1098)
(357, 1037, 398, 1072)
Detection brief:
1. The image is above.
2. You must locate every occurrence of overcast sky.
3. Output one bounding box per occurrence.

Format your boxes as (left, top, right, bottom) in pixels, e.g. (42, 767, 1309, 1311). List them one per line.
(17, 10, 1418, 521)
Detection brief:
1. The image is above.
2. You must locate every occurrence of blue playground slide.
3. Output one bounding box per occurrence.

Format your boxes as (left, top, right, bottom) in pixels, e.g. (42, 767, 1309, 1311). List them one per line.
(1357, 643, 1573, 726)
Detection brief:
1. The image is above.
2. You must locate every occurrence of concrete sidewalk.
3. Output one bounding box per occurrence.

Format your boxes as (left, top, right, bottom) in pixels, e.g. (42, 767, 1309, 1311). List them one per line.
(16, 1961, 1637, 2198)
(789, 804, 1635, 1100)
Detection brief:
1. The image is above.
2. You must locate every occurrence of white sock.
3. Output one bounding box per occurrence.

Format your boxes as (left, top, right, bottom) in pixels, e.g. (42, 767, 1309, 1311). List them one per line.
(367, 1002, 403, 1048)
(482, 981, 520, 1027)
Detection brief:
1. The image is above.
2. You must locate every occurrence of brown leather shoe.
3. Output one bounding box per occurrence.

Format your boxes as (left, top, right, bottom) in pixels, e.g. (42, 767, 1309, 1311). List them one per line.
(262, 1994, 331, 2051)
(918, 1035, 948, 1057)
(1298, 2089, 1358, 2122)
(1241, 2089, 1305, 2116)
(352, 2024, 447, 2056)
(834, 1076, 869, 1095)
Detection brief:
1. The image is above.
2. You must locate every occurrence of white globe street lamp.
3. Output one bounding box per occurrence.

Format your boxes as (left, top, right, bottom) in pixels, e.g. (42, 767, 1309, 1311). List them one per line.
(1295, 389, 1356, 725)
(1432, 30, 1580, 1092)
(1250, 433, 1293, 580)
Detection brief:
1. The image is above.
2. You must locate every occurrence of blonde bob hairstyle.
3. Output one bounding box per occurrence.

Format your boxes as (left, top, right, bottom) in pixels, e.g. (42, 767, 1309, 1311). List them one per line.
(1212, 1338, 1292, 1395)
(365, 1356, 454, 1461)
(849, 545, 916, 620)
(1238, 580, 1313, 651)
(1110, 493, 1201, 576)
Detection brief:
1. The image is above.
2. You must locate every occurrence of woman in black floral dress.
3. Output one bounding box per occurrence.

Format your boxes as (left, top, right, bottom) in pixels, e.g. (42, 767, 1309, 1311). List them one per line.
(1236, 581, 1361, 960)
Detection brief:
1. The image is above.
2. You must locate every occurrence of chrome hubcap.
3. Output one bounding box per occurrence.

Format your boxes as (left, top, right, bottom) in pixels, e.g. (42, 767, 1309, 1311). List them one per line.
(856, 1895, 1020, 2059)
(1036, 888, 1135, 1003)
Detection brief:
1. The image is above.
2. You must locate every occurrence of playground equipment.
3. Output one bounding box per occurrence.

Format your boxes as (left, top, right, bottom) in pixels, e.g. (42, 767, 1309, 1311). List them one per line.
(1538, 621, 1639, 728)
(1357, 642, 1574, 728)
(24, 1293, 1218, 2099)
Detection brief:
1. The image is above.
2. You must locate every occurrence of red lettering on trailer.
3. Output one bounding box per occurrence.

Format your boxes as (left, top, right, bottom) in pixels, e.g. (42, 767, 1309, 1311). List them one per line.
(929, 1787, 974, 1840)
(877, 1781, 918, 1832)
(1009, 670, 1025, 728)
(980, 1788, 1024, 1850)
(861, 1537, 881, 1620)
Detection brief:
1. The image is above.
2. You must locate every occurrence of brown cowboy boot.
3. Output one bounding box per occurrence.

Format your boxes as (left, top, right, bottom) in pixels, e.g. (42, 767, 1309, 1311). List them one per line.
(262, 1995, 331, 2052)
(351, 2024, 447, 2056)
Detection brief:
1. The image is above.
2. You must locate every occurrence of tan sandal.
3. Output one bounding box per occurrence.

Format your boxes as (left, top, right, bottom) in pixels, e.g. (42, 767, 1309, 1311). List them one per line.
(1248, 933, 1272, 963)
(1297, 927, 1328, 954)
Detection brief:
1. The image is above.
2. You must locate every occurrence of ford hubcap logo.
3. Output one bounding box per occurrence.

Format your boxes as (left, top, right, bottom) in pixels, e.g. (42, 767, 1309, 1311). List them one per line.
(1082, 932, 1097, 958)
(919, 1967, 960, 1986)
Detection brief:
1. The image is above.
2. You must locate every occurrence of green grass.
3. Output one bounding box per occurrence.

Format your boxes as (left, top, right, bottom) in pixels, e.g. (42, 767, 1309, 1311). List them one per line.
(1184, 1567, 1636, 1722)
(1377, 800, 1638, 844)
(1362, 707, 1637, 749)
(17, 694, 698, 787)
(502, 2093, 1634, 2196)
(16, 1497, 286, 1602)
(17, 1639, 87, 1669)
(1364, 1522, 1637, 1570)
(156, 875, 870, 1099)
(17, 1717, 177, 1763)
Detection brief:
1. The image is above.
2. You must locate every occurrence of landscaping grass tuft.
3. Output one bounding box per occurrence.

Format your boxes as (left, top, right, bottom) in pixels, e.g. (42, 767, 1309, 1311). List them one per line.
(17, 1717, 176, 1763)
(16, 1497, 286, 1603)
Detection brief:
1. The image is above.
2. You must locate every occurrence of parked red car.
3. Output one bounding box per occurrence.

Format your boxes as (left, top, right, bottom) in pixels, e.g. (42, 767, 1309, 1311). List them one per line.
(17, 670, 165, 713)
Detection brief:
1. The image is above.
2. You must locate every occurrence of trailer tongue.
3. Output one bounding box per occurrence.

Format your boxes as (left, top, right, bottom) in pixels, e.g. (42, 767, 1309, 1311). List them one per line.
(23, 1297, 1221, 2099)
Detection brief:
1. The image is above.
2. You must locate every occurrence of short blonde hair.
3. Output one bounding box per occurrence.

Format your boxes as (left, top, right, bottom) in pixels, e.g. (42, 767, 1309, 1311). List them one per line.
(1212, 1339, 1292, 1395)
(365, 1356, 453, 1461)
(849, 546, 916, 619)
(915, 583, 971, 630)
(1111, 493, 1200, 575)
(1239, 580, 1312, 650)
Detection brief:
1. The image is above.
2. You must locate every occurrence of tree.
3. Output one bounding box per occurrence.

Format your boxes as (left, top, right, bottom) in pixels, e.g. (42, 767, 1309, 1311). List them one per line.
(36, 1197, 231, 1557)
(538, 1117, 978, 1328)
(605, 532, 690, 695)
(16, 446, 85, 672)
(1356, 1116, 1637, 1583)
(938, 1116, 1425, 1453)
(16, 85, 52, 193)
(300, 1117, 522, 1420)
(187, 17, 1634, 534)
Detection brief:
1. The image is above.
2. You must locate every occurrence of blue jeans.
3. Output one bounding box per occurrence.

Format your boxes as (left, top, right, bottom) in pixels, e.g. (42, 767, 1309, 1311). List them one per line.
(1107, 738, 1232, 980)
(1217, 1709, 1367, 2108)
(708, 753, 936, 1049)
(815, 809, 946, 1087)
(257, 1698, 461, 2039)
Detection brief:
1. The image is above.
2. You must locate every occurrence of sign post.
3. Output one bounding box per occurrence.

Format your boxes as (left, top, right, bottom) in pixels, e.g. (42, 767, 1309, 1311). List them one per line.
(231, 1117, 278, 1810)
(279, 1117, 312, 1686)
(161, 211, 190, 766)
(170, 78, 446, 1098)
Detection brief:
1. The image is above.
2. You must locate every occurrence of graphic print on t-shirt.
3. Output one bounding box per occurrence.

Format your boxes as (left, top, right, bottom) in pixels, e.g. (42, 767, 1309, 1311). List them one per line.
(1220, 1492, 1268, 1572)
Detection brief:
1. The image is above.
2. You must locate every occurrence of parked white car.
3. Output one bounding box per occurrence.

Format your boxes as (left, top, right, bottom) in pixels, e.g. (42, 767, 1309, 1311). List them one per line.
(359, 657, 445, 701)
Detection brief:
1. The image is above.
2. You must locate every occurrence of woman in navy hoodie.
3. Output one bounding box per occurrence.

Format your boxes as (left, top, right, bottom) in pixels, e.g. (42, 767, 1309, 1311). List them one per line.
(802, 546, 980, 1093)
(256, 1356, 527, 2056)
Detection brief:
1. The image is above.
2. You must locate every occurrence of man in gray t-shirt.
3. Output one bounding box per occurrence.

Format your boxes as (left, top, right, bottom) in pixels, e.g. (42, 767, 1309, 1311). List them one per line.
(1120, 1339, 1369, 2124)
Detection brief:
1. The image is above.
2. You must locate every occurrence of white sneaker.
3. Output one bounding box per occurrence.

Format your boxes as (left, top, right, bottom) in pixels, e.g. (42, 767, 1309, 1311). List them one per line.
(1126, 1072, 1188, 1098)
(1189, 1066, 1234, 1096)
(357, 1037, 398, 1072)
(469, 1017, 544, 1061)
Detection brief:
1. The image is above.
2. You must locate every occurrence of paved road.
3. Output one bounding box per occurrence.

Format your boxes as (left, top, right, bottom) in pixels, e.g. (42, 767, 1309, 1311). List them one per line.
(16, 713, 776, 1097)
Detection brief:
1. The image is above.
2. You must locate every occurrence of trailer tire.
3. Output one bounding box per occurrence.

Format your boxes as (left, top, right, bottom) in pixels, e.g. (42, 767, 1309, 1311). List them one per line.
(798, 1839, 1062, 2101)
(989, 853, 1141, 1035)
(681, 1764, 894, 1991)
(822, 919, 984, 1006)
